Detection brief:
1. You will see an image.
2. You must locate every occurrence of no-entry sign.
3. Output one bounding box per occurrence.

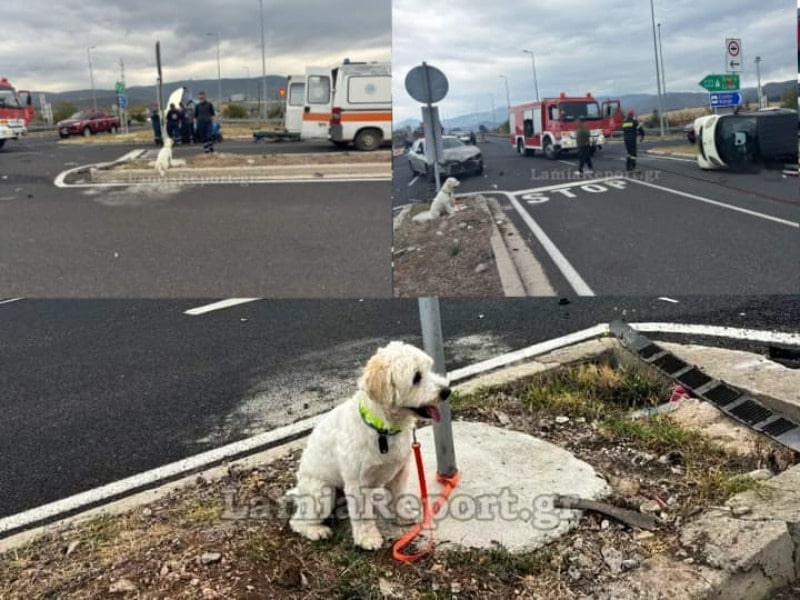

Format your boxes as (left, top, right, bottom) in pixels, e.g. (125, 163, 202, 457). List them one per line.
(726, 38, 742, 72)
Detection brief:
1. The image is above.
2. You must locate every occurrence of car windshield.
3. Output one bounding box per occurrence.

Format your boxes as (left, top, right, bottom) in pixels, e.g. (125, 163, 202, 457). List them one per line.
(442, 137, 465, 149)
(68, 112, 90, 120)
(0, 88, 21, 109)
(714, 115, 759, 165)
(560, 101, 601, 121)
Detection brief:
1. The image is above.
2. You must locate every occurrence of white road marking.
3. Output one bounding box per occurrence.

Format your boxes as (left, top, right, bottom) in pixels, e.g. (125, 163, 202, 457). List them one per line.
(657, 297, 680, 304)
(184, 298, 260, 315)
(558, 160, 574, 166)
(630, 322, 800, 346)
(0, 298, 23, 305)
(640, 154, 695, 163)
(0, 197, 16, 201)
(408, 175, 420, 187)
(627, 178, 799, 228)
(504, 176, 621, 197)
(502, 191, 595, 296)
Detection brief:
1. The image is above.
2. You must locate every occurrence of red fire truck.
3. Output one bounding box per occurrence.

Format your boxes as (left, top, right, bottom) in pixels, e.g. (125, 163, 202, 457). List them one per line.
(0, 78, 34, 149)
(509, 92, 623, 159)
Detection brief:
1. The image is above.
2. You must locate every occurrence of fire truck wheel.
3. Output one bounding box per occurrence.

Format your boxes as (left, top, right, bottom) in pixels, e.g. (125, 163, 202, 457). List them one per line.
(83, 127, 92, 137)
(354, 128, 381, 151)
(543, 139, 557, 160)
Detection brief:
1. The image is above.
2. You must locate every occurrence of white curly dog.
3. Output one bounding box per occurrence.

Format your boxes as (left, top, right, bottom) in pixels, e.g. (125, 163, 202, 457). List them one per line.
(288, 341, 451, 550)
(154, 136, 173, 176)
(412, 176, 460, 223)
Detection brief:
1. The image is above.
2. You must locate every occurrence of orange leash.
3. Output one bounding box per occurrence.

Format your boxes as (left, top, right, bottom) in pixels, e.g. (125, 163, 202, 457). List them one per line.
(392, 436, 460, 563)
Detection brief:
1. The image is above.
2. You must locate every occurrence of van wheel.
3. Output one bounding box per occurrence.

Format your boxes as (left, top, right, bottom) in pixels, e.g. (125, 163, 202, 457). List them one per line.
(543, 139, 558, 160)
(354, 128, 381, 151)
(83, 127, 92, 137)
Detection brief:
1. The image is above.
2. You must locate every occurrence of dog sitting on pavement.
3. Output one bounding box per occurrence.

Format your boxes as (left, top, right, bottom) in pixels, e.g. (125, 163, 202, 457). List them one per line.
(412, 177, 461, 223)
(155, 136, 174, 176)
(287, 341, 451, 550)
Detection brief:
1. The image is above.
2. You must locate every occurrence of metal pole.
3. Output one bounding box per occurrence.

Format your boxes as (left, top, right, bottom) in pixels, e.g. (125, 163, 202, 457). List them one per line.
(120, 56, 128, 134)
(500, 75, 510, 132)
(87, 46, 97, 111)
(418, 297, 457, 477)
(649, 0, 665, 137)
(657, 23, 667, 102)
(755, 56, 762, 109)
(259, 0, 267, 122)
(490, 94, 495, 130)
(522, 49, 539, 101)
(422, 62, 441, 189)
(243, 67, 250, 100)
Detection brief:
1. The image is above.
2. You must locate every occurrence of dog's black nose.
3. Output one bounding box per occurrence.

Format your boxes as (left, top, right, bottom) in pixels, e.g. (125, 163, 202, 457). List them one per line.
(440, 387, 451, 401)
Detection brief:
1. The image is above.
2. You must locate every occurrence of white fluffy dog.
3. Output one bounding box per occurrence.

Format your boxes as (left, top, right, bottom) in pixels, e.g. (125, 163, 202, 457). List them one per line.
(155, 137, 173, 176)
(412, 177, 460, 223)
(288, 341, 451, 550)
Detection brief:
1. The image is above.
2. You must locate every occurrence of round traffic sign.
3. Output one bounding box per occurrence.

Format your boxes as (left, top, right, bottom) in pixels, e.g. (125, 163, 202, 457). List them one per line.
(727, 39, 740, 57)
(405, 63, 448, 104)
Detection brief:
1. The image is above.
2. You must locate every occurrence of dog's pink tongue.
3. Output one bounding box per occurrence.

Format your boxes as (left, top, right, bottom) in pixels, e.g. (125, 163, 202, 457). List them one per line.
(430, 406, 442, 423)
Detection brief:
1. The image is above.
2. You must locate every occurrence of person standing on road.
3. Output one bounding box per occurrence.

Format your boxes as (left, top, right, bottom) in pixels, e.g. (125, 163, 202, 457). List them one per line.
(166, 103, 182, 143)
(575, 116, 594, 176)
(193, 92, 216, 153)
(622, 110, 645, 172)
(150, 103, 162, 146)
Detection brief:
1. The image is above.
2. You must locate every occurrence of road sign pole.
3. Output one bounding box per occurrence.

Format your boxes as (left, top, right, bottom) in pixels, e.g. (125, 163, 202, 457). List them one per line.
(422, 62, 442, 190)
(418, 297, 457, 478)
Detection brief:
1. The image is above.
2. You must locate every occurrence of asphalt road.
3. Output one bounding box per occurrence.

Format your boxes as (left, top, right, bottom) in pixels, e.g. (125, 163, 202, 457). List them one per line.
(393, 136, 799, 296)
(1, 295, 798, 520)
(0, 137, 390, 296)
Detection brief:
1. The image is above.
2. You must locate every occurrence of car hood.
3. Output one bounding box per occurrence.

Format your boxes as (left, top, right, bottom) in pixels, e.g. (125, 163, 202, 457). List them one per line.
(442, 146, 480, 161)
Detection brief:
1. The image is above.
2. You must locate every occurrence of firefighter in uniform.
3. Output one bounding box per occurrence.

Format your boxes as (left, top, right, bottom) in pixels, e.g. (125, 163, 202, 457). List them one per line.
(622, 110, 645, 172)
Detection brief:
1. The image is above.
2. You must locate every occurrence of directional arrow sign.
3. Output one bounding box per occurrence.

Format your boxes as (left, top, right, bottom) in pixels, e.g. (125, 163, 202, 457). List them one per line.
(709, 91, 742, 107)
(699, 74, 740, 91)
(728, 59, 742, 71)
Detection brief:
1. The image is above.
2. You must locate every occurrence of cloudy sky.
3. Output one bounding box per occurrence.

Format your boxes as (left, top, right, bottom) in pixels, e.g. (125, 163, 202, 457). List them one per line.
(5, 0, 390, 92)
(393, 0, 797, 124)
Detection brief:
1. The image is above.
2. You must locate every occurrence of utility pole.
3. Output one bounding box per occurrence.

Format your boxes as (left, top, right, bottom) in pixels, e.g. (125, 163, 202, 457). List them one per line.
(490, 93, 495, 131)
(499, 75, 510, 132)
(87, 46, 97, 111)
(120, 56, 128, 133)
(657, 23, 666, 101)
(755, 56, 763, 109)
(649, 0, 665, 137)
(522, 49, 539, 101)
(259, 0, 267, 122)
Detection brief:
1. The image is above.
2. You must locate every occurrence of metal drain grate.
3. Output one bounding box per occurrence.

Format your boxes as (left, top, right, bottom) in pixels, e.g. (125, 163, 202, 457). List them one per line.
(729, 399, 773, 425)
(652, 353, 687, 374)
(761, 418, 799, 437)
(638, 344, 662, 359)
(677, 368, 712, 389)
(704, 384, 742, 407)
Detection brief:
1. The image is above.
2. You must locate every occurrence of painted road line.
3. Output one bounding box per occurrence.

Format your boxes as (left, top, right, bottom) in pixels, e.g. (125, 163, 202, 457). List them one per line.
(626, 178, 799, 229)
(408, 175, 420, 187)
(630, 323, 800, 346)
(0, 413, 324, 538)
(502, 191, 595, 296)
(448, 323, 610, 382)
(657, 297, 680, 304)
(184, 298, 261, 316)
(0, 298, 23, 305)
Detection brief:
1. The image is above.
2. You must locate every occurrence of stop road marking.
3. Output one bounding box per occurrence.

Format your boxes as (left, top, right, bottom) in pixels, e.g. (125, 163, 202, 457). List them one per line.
(520, 179, 627, 205)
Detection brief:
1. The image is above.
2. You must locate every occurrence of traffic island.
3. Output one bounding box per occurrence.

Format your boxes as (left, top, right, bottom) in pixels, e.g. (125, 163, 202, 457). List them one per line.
(89, 150, 392, 183)
(2, 338, 797, 599)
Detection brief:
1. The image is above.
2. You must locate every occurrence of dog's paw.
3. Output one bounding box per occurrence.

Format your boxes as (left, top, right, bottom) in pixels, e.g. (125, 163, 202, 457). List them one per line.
(290, 521, 333, 541)
(354, 528, 383, 551)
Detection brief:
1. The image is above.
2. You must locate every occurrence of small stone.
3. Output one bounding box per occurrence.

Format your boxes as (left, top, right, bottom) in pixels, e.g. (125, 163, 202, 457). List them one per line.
(621, 559, 640, 570)
(202, 589, 220, 599)
(474, 263, 488, 274)
(378, 577, 400, 598)
(555, 416, 570, 425)
(450, 582, 462, 594)
(568, 566, 582, 581)
(683, 557, 695, 565)
(639, 500, 661, 513)
(601, 519, 610, 530)
(190, 578, 201, 586)
(109, 578, 137, 593)
(634, 531, 655, 541)
(494, 410, 511, 426)
(601, 546, 623, 574)
(458, 222, 467, 229)
(745, 469, 773, 481)
(65, 540, 80, 556)
(732, 505, 752, 517)
(572, 536, 584, 550)
(142, 508, 153, 517)
(198, 552, 222, 565)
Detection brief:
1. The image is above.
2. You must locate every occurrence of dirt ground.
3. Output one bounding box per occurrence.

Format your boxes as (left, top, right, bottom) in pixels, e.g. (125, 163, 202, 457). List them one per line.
(393, 197, 505, 297)
(115, 150, 391, 170)
(1, 360, 794, 600)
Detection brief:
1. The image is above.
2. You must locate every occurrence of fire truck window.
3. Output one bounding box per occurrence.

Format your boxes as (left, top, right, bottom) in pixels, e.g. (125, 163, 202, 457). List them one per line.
(524, 119, 533, 138)
(549, 106, 557, 121)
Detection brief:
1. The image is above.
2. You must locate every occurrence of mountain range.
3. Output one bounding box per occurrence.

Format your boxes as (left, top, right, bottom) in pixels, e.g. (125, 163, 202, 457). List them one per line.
(395, 79, 796, 131)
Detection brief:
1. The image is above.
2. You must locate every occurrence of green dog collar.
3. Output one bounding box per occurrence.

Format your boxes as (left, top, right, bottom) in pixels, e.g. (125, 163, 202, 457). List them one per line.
(359, 401, 403, 435)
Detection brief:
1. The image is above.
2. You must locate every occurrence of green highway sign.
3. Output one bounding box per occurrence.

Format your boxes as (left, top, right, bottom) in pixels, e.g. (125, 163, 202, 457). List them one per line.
(115, 81, 126, 94)
(699, 74, 739, 91)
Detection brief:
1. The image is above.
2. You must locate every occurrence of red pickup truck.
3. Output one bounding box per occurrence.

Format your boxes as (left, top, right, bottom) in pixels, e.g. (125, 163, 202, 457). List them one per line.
(57, 110, 121, 138)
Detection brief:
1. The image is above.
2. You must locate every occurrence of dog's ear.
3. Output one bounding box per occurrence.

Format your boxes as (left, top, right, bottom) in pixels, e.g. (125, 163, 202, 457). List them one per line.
(360, 354, 393, 406)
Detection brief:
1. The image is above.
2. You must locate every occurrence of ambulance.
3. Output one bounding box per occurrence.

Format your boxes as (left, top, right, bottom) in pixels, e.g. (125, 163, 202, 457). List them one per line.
(509, 92, 623, 159)
(298, 59, 391, 150)
(0, 78, 34, 149)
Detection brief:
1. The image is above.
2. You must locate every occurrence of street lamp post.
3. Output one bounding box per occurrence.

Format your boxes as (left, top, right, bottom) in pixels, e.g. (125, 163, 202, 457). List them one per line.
(657, 23, 666, 99)
(499, 75, 511, 131)
(489, 94, 496, 130)
(259, 0, 268, 122)
(87, 46, 97, 111)
(522, 49, 539, 101)
(649, 0, 665, 138)
(207, 32, 222, 113)
(755, 56, 763, 109)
